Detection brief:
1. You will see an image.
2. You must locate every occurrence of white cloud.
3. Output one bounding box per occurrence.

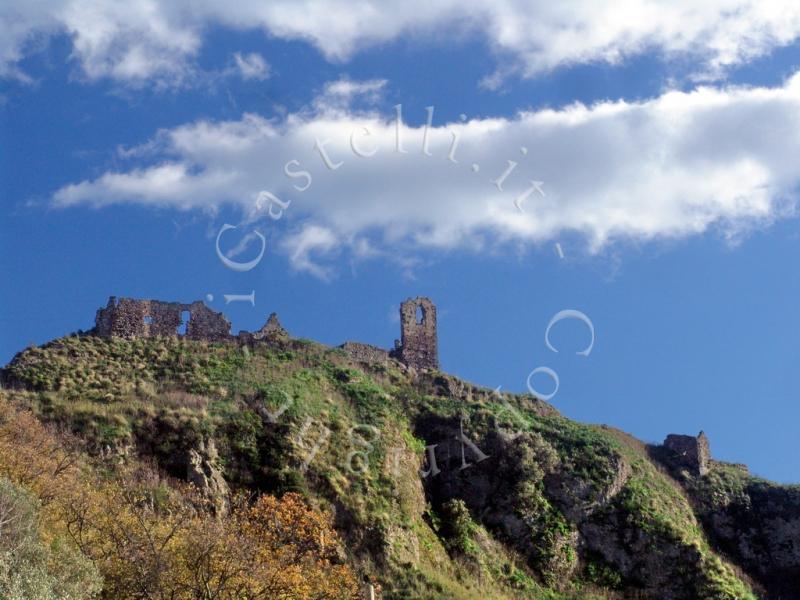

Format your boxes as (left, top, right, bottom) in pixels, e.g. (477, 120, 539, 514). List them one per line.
(314, 77, 386, 111)
(5, 1, 800, 85)
(224, 230, 263, 259)
(233, 51, 269, 80)
(62, 0, 200, 85)
(280, 224, 339, 280)
(52, 74, 800, 276)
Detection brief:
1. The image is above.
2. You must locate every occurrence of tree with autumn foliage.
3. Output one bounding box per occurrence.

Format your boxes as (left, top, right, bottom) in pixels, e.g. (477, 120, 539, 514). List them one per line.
(0, 392, 361, 599)
(175, 493, 361, 599)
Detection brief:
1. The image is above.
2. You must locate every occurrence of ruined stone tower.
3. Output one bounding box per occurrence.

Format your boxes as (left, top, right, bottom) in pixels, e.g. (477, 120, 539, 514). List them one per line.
(663, 431, 710, 476)
(393, 297, 439, 370)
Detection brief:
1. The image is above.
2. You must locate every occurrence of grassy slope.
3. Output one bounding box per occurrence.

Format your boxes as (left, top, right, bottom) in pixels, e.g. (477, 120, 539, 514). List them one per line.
(2, 334, 759, 599)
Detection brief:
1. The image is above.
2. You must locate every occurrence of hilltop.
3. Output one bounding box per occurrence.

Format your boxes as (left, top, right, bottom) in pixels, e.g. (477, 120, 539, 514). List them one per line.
(1, 298, 799, 599)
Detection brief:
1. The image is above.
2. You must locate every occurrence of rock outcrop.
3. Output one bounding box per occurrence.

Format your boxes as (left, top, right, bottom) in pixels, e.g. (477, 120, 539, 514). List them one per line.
(685, 464, 800, 599)
(186, 438, 230, 515)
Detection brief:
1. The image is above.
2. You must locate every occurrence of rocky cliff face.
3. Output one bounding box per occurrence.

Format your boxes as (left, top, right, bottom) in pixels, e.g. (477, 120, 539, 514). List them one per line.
(2, 333, 795, 599)
(407, 376, 758, 599)
(185, 437, 230, 514)
(677, 462, 800, 599)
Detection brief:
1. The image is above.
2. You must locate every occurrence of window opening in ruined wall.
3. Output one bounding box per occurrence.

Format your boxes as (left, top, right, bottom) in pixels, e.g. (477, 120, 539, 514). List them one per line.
(177, 310, 191, 335)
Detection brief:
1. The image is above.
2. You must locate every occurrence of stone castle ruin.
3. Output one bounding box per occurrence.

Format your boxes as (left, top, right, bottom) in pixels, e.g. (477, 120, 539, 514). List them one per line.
(94, 298, 232, 341)
(392, 297, 439, 370)
(662, 431, 711, 476)
(92, 295, 439, 371)
(90, 296, 713, 472)
(93, 297, 288, 343)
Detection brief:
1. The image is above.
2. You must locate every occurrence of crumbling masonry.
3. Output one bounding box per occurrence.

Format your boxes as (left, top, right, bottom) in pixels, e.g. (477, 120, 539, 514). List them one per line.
(663, 431, 710, 476)
(391, 297, 439, 370)
(93, 297, 286, 343)
(94, 297, 231, 340)
(92, 295, 440, 371)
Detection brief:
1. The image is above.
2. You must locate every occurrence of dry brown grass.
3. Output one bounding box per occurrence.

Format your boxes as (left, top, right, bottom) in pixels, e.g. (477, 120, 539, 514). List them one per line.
(158, 390, 210, 411)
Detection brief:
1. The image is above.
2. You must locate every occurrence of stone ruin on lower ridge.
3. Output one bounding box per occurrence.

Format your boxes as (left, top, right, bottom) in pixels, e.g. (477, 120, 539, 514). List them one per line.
(92, 295, 439, 371)
(661, 431, 713, 477)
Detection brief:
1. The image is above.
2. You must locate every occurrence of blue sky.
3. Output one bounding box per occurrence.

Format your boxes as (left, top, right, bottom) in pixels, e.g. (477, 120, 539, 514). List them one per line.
(3, 2, 800, 482)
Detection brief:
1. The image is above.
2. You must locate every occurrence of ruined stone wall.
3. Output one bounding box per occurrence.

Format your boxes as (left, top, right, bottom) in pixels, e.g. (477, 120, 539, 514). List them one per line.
(340, 341, 389, 364)
(252, 313, 287, 340)
(94, 296, 231, 341)
(696, 431, 710, 475)
(663, 432, 710, 476)
(182, 301, 231, 341)
(392, 297, 439, 370)
(237, 313, 289, 345)
(93, 298, 115, 336)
